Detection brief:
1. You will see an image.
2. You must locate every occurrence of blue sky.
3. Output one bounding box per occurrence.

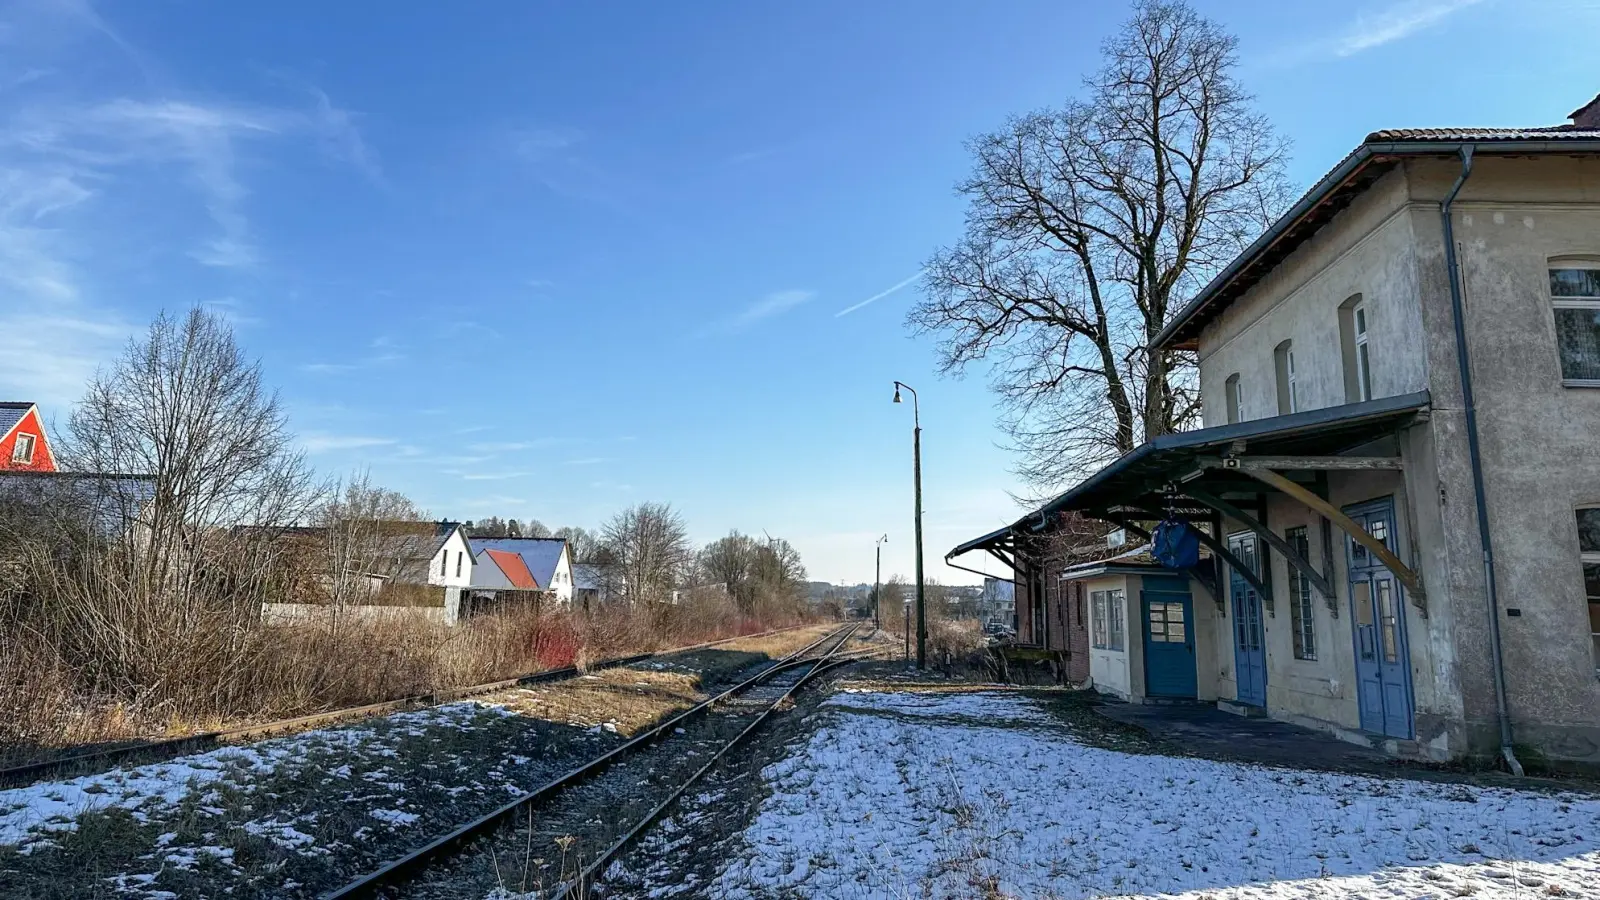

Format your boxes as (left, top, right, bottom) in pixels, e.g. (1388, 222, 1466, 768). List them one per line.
(0, 0, 1593, 585)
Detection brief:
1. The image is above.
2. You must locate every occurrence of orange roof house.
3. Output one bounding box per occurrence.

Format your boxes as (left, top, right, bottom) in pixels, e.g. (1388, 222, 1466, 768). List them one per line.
(477, 547, 541, 590)
(0, 402, 56, 473)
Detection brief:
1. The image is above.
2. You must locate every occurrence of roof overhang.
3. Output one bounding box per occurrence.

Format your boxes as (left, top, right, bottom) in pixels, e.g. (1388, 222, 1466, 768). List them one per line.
(1026, 391, 1430, 526)
(1060, 563, 1166, 581)
(1155, 138, 1600, 351)
(946, 523, 1016, 561)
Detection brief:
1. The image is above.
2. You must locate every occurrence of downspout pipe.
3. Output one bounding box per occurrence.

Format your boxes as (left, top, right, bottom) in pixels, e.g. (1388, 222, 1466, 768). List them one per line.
(1440, 144, 1524, 777)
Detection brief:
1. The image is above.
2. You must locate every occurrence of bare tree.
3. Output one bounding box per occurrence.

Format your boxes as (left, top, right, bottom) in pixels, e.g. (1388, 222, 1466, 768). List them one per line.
(696, 530, 809, 618)
(315, 474, 430, 618)
(601, 502, 692, 604)
(554, 525, 602, 563)
(38, 308, 319, 707)
(697, 531, 756, 599)
(909, 0, 1289, 490)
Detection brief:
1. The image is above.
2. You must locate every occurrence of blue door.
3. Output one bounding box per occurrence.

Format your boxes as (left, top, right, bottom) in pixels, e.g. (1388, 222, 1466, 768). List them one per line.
(1228, 532, 1267, 706)
(1142, 577, 1197, 698)
(1345, 498, 1414, 739)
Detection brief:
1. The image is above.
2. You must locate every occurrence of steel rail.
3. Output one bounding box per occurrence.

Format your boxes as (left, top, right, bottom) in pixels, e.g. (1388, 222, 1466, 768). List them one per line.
(320, 624, 859, 900)
(550, 626, 864, 899)
(0, 623, 819, 787)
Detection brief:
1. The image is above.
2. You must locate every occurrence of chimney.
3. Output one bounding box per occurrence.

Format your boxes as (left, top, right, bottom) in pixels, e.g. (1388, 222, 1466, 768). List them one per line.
(1570, 93, 1600, 129)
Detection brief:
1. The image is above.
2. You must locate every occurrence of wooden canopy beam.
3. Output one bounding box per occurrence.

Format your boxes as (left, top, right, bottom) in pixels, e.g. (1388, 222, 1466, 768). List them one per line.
(1200, 455, 1403, 472)
(1183, 486, 1335, 600)
(1240, 467, 1426, 610)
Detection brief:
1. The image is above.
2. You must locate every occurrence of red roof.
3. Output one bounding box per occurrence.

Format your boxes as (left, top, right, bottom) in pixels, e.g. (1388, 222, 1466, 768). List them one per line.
(485, 548, 539, 589)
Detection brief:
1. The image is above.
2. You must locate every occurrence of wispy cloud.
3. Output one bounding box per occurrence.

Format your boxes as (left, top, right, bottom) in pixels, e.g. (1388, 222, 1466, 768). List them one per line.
(564, 457, 609, 466)
(835, 271, 924, 318)
(1269, 0, 1487, 64)
(300, 336, 404, 374)
(458, 471, 532, 481)
(7, 90, 379, 268)
(300, 433, 397, 453)
(699, 289, 815, 337)
(0, 313, 130, 408)
(203, 296, 261, 327)
(1337, 0, 1486, 56)
(467, 438, 566, 453)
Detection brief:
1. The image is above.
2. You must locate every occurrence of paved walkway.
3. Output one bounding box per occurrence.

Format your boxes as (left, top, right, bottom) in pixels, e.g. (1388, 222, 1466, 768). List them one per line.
(1095, 701, 1401, 774)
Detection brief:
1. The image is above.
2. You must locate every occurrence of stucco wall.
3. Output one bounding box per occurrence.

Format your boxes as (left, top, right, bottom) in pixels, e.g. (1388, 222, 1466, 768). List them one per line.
(1199, 169, 1427, 427)
(1190, 152, 1600, 763)
(1406, 155, 1600, 762)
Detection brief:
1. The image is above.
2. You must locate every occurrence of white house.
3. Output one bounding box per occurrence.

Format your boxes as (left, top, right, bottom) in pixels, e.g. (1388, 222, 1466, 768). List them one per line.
(422, 523, 475, 624)
(466, 537, 574, 605)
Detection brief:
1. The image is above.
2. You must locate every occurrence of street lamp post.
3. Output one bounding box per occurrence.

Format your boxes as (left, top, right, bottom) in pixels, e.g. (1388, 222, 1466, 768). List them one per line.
(893, 381, 926, 670)
(874, 534, 887, 630)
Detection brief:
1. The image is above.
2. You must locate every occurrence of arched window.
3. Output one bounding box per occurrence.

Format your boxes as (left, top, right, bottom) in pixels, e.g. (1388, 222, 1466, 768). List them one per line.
(1338, 294, 1372, 403)
(1225, 373, 1243, 424)
(1274, 340, 1299, 415)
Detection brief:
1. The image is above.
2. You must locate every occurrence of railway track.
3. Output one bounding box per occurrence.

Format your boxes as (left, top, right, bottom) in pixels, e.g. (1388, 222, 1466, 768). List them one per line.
(325, 623, 870, 900)
(0, 624, 816, 789)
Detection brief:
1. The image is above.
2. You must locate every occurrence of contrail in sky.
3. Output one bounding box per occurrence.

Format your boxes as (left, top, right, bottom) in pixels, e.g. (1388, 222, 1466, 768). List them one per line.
(834, 270, 925, 318)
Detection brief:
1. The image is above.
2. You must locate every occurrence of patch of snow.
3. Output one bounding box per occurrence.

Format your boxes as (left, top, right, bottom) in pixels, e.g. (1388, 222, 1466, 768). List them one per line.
(241, 817, 317, 851)
(369, 808, 419, 827)
(713, 690, 1600, 899)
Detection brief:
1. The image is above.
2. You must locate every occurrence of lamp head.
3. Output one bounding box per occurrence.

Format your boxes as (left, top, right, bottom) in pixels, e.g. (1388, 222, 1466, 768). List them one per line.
(893, 386, 902, 404)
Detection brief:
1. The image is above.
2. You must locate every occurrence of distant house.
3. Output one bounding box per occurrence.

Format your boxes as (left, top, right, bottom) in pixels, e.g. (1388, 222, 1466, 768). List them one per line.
(0, 402, 56, 473)
(466, 537, 573, 605)
(572, 562, 613, 608)
(979, 577, 1016, 632)
(403, 521, 471, 623)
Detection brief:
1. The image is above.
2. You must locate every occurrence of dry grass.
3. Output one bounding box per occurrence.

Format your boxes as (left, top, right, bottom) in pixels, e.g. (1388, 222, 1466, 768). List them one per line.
(490, 669, 706, 737)
(0, 601, 820, 770)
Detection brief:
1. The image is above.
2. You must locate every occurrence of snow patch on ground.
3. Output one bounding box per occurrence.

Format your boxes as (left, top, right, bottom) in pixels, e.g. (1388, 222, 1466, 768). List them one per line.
(713, 690, 1600, 899)
(0, 700, 507, 851)
(369, 807, 419, 827)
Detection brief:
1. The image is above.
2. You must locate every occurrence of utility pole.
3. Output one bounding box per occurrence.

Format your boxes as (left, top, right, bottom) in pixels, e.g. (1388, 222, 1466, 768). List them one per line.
(873, 534, 887, 630)
(893, 381, 926, 669)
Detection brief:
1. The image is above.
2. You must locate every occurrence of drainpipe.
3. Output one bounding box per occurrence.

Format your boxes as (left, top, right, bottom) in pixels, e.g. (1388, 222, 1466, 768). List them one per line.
(1440, 144, 1524, 777)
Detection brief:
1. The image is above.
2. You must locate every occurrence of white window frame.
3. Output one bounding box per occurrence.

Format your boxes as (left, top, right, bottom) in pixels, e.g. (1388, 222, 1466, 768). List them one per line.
(1107, 588, 1125, 651)
(1091, 591, 1108, 649)
(1550, 262, 1600, 387)
(1353, 303, 1373, 401)
(11, 432, 35, 464)
(1225, 373, 1243, 424)
(1274, 341, 1299, 415)
(1287, 349, 1299, 413)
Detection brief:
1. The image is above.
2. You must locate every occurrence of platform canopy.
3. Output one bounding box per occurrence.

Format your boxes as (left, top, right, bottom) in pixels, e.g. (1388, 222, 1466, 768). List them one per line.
(947, 391, 1433, 612)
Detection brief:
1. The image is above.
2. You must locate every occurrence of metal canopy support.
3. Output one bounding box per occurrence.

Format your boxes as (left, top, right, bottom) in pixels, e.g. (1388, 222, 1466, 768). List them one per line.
(1200, 455, 1404, 471)
(1240, 467, 1426, 610)
(985, 546, 1016, 571)
(1183, 486, 1335, 601)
